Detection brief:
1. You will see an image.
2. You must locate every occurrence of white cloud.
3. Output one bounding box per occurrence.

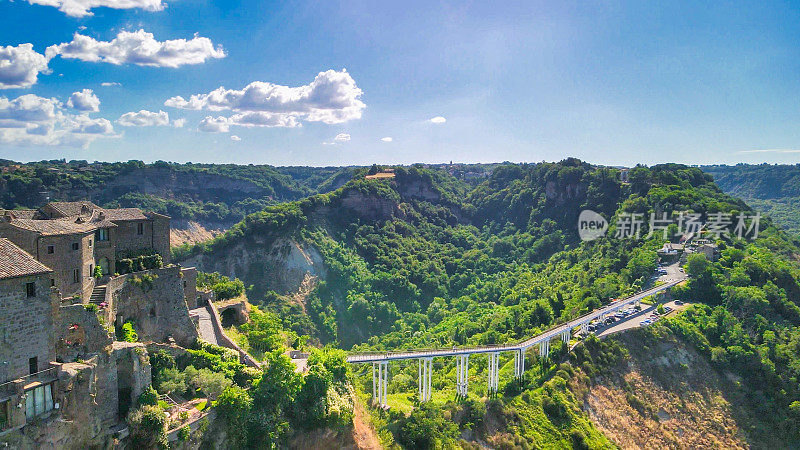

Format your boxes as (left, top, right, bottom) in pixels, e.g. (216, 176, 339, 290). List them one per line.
(171, 118, 185, 128)
(67, 89, 100, 112)
(26, 0, 164, 18)
(737, 149, 800, 154)
(165, 69, 365, 126)
(229, 111, 300, 128)
(429, 116, 446, 124)
(380, 136, 393, 142)
(334, 133, 350, 142)
(230, 135, 241, 141)
(198, 116, 230, 133)
(67, 114, 114, 134)
(197, 112, 301, 132)
(117, 109, 169, 127)
(0, 93, 115, 147)
(46, 30, 226, 68)
(101, 82, 121, 87)
(0, 44, 51, 89)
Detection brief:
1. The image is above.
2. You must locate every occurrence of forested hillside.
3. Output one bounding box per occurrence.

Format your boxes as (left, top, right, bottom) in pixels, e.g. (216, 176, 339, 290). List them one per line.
(177, 160, 800, 448)
(702, 164, 800, 235)
(0, 159, 351, 225)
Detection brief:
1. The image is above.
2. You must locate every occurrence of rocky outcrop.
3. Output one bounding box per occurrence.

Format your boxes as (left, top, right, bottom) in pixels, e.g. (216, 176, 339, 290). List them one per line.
(340, 190, 399, 221)
(545, 180, 587, 205)
(183, 238, 326, 301)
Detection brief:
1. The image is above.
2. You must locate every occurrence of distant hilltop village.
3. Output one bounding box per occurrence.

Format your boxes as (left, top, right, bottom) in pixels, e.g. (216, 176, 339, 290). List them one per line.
(0, 201, 203, 448)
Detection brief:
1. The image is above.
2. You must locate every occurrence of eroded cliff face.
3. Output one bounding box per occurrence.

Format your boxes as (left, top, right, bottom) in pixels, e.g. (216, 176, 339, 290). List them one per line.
(183, 237, 326, 301)
(340, 190, 401, 221)
(572, 329, 774, 449)
(545, 180, 587, 205)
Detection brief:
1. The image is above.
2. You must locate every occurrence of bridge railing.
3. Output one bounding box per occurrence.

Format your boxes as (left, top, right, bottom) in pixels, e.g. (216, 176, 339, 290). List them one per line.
(346, 279, 681, 362)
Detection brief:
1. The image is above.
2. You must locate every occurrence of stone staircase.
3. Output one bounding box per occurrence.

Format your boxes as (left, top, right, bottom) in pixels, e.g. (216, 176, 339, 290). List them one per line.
(89, 285, 107, 305)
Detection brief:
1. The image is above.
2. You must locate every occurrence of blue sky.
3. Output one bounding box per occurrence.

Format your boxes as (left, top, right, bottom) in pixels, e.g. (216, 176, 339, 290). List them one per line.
(1, 0, 799, 166)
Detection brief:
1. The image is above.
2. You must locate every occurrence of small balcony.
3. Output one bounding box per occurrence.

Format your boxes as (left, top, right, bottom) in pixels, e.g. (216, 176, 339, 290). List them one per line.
(0, 367, 59, 401)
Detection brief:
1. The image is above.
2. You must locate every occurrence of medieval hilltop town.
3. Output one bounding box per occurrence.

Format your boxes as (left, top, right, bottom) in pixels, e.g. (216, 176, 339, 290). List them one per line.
(0, 200, 250, 448)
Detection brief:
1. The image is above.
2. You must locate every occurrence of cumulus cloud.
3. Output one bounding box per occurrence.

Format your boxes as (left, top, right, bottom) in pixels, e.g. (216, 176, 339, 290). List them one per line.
(117, 109, 169, 127)
(334, 133, 350, 142)
(165, 69, 365, 128)
(230, 135, 241, 141)
(429, 116, 446, 124)
(198, 112, 301, 132)
(198, 116, 229, 133)
(46, 29, 226, 68)
(0, 93, 115, 147)
(380, 137, 392, 142)
(171, 118, 185, 128)
(0, 44, 51, 89)
(67, 89, 100, 112)
(101, 82, 121, 87)
(26, 0, 165, 18)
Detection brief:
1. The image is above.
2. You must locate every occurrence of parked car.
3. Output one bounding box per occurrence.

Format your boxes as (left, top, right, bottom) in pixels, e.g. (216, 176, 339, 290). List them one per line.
(675, 300, 684, 305)
(640, 320, 651, 326)
(664, 306, 673, 313)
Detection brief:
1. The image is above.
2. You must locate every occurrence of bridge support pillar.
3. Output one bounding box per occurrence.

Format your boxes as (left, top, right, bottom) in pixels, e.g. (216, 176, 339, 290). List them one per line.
(580, 322, 588, 333)
(539, 340, 550, 360)
(456, 355, 469, 397)
(418, 358, 433, 402)
(487, 352, 500, 394)
(561, 330, 570, 344)
(373, 361, 389, 408)
(514, 349, 525, 380)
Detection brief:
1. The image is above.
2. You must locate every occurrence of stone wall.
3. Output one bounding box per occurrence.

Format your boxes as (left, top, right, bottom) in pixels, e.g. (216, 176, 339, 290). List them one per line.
(181, 267, 198, 309)
(0, 274, 57, 383)
(149, 213, 171, 265)
(0, 343, 151, 450)
(55, 304, 112, 363)
(108, 266, 199, 347)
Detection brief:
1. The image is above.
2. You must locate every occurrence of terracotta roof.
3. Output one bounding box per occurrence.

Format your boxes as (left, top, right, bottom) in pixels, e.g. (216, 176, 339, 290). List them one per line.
(0, 238, 52, 280)
(45, 201, 100, 217)
(8, 217, 117, 236)
(2, 210, 38, 219)
(102, 208, 148, 221)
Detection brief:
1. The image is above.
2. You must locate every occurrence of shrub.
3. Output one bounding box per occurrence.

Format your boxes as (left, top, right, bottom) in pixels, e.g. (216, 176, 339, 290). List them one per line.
(127, 405, 167, 449)
(177, 425, 191, 442)
(157, 367, 187, 395)
(119, 321, 138, 342)
(186, 367, 233, 400)
(116, 254, 163, 275)
(138, 385, 158, 407)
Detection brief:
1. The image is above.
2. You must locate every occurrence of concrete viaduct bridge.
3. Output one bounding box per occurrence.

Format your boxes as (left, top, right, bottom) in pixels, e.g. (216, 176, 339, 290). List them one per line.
(347, 278, 685, 407)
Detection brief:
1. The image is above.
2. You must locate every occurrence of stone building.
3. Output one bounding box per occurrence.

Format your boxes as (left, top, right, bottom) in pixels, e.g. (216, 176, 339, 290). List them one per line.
(0, 238, 58, 434)
(0, 201, 170, 299)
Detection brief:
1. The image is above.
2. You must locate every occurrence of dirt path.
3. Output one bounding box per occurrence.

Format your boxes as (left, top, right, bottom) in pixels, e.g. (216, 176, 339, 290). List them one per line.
(352, 399, 382, 449)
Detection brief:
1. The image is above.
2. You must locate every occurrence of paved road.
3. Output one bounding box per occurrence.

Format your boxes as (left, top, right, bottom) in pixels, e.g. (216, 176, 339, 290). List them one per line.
(190, 306, 219, 345)
(347, 264, 688, 364)
(594, 300, 689, 339)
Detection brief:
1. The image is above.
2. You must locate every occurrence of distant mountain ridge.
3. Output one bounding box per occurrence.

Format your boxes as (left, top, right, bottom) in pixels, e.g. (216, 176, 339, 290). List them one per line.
(701, 164, 800, 235)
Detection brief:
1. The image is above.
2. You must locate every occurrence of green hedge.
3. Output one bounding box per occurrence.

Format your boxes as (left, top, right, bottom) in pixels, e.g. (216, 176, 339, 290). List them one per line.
(116, 254, 163, 275)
